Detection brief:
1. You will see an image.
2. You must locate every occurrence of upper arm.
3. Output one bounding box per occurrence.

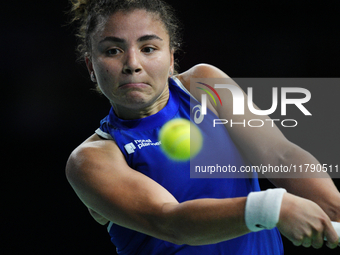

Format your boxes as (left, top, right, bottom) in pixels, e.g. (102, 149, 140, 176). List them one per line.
(65, 135, 179, 241)
(177, 64, 296, 167)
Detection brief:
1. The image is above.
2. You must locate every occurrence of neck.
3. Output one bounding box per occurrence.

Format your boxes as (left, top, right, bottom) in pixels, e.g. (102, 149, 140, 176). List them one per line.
(111, 85, 170, 120)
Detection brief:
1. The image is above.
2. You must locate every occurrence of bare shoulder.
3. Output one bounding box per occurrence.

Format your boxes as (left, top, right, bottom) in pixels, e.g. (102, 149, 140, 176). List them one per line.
(65, 133, 123, 187)
(176, 63, 230, 90)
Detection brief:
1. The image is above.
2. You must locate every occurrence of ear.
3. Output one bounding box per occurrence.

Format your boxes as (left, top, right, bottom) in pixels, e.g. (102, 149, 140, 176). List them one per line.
(169, 49, 175, 76)
(85, 53, 94, 73)
(85, 53, 96, 82)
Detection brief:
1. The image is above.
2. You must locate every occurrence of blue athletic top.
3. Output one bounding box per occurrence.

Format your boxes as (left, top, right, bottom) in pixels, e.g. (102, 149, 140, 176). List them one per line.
(95, 77, 283, 255)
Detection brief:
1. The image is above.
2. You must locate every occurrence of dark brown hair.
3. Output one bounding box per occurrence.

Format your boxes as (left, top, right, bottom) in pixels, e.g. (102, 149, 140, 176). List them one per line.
(69, 0, 182, 62)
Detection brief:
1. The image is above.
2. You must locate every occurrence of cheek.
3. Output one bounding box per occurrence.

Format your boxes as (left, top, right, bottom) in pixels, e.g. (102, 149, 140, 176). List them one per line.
(147, 55, 171, 78)
(96, 69, 109, 84)
(94, 61, 118, 83)
(93, 69, 115, 96)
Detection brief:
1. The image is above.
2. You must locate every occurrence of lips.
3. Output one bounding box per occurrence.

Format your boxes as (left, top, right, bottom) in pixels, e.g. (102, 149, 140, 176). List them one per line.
(119, 82, 150, 89)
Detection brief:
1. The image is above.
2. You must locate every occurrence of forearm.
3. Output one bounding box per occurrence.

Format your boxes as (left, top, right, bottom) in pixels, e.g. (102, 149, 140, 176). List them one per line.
(161, 197, 249, 245)
(269, 144, 340, 221)
(272, 178, 340, 221)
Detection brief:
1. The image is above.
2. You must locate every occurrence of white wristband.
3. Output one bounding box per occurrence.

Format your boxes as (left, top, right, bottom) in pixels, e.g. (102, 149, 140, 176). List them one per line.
(245, 188, 286, 232)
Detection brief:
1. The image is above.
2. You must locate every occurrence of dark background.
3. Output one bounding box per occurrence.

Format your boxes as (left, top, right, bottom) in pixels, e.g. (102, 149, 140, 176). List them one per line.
(3, 0, 340, 254)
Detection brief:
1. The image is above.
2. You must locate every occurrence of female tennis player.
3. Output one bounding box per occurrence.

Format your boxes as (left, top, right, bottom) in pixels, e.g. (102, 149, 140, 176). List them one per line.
(66, 0, 340, 254)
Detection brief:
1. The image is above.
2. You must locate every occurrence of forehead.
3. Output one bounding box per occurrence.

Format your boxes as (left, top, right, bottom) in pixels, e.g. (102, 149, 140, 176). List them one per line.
(92, 9, 169, 43)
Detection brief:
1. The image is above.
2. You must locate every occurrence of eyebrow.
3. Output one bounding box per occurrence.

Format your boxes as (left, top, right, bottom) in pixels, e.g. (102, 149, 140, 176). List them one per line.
(138, 34, 163, 42)
(99, 34, 163, 44)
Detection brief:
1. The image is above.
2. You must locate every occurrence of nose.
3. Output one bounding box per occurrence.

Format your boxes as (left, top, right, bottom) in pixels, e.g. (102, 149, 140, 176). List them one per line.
(122, 49, 142, 75)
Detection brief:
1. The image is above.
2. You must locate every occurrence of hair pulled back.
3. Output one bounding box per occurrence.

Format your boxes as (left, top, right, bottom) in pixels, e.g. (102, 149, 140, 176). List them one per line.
(69, 0, 182, 61)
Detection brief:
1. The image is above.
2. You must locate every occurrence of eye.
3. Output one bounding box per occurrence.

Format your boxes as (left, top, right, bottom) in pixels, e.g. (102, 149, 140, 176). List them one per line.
(142, 47, 156, 54)
(106, 48, 122, 55)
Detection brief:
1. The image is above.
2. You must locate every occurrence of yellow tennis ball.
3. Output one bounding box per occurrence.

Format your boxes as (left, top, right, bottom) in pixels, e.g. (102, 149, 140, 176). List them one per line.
(159, 118, 203, 161)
